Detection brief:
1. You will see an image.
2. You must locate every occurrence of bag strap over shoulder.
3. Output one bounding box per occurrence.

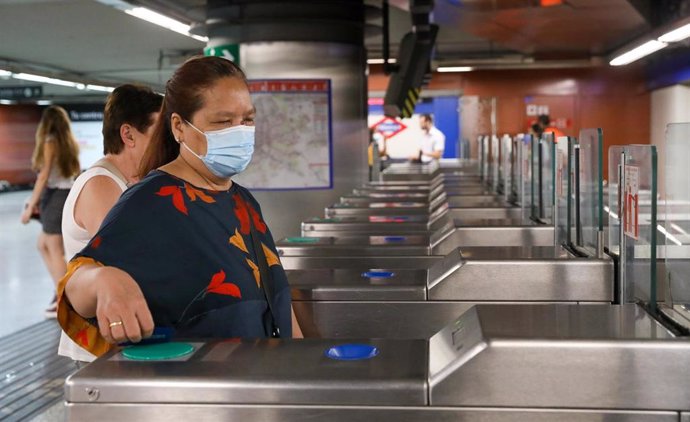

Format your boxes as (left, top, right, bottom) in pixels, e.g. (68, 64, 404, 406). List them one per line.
(91, 158, 128, 187)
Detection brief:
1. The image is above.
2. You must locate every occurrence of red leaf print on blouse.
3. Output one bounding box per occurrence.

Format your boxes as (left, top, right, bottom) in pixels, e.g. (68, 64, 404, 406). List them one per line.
(233, 194, 251, 235)
(90, 236, 102, 249)
(156, 185, 188, 215)
(205, 269, 241, 298)
(76, 328, 89, 347)
(232, 193, 266, 234)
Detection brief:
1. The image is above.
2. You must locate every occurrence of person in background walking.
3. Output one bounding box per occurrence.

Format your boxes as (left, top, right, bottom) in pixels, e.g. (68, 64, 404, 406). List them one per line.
(20, 105, 80, 318)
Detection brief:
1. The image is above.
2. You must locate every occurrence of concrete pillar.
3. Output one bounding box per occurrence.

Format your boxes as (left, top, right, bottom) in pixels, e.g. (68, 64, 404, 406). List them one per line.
(204, 1, 369, 238)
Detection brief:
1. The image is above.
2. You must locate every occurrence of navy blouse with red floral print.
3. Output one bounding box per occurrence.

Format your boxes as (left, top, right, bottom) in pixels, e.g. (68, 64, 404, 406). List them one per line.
(74, 170, 292, 340)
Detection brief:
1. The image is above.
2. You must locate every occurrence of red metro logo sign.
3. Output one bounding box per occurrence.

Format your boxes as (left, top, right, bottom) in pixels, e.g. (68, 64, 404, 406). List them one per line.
(371, 116, 407, 139)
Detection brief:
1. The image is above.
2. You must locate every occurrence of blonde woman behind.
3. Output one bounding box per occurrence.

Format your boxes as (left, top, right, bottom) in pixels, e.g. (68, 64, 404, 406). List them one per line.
(20, 105, 80, 318)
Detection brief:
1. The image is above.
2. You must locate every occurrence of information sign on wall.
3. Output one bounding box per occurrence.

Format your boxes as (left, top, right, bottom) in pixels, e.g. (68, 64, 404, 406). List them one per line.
(233, 79, 332, 190)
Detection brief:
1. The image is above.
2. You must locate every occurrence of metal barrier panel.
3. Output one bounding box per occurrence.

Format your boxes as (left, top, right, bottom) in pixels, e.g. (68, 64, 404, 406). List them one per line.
(578, 128, 605, 256)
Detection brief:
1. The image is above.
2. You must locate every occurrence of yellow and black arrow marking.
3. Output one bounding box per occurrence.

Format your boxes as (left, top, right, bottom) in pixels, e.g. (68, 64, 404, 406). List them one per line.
(402, 87, 421, 118)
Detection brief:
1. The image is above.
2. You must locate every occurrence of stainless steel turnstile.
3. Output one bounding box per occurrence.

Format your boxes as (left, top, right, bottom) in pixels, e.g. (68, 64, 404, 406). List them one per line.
(298, 217, 554, 247)
(65, 304, 688, 422)
(287, 247, 613, 337)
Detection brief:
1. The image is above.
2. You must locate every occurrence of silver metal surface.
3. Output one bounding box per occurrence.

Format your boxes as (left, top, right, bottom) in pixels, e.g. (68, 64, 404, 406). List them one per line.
(66, 338, 428, 406)
(682, 412, 690, 422)
(432, 225, 555, 251)
(281, 255, 444, 270)
(427, 247, 614, 301)
(449, 207, 522, 220)
(429, 304, 683, 411)
(448, 196, 512, 208)
(339, 193, 448, 213)
(286, 247, 612, 302)
(301, 215, 450, 236)
(294, 301, 475, 339)
(289, 268, 428, 300)
(326, 205, 433, 217)
(67, 405, 679, 422)
(277, 235, 433, 256)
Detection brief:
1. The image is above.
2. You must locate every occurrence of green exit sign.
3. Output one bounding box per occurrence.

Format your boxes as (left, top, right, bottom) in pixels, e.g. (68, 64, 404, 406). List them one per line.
(203, 44, 240, 65)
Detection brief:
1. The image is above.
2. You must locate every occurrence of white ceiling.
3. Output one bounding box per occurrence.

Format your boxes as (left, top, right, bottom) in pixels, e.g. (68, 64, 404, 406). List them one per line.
(0, 0, 655, 103)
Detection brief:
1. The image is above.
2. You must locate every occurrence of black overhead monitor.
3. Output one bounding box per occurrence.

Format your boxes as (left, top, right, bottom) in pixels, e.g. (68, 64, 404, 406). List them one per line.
(383, 24, 438, 119)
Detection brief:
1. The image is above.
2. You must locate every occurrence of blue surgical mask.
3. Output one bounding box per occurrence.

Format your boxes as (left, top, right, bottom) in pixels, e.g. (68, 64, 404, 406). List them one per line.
(181, 120, 255, 178)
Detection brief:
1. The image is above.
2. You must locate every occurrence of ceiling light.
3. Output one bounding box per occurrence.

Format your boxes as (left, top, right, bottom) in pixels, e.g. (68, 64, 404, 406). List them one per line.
(36, 100, 52, 106)
(367, 58, 397, 64)
(13, 73, 86, 89)
(609, 40, 667, 66)
(658, 23, 690, 42)
(0, 69, 11, 77)
(86, 84, 115, 93)
(0, 99, 13, 105)
(437, 66, 474, 72)
(125, 7, 208, 42)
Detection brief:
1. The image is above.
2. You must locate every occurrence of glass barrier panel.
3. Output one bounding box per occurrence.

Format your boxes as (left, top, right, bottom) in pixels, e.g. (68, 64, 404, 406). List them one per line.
(531, 134, 540, 220)
(510, 134, 522, 203)
(607, 145, 623, 255)
(519, 134, 532, 219)
(620, 145, 657, 309)
(481, 135, 489, 185)
(500, 134, 512, 198)
(578, 128, 604, 255)
(538, 132, 556, 222)
(664, 123, 690, 308)
(555, 136, 574, 247)
(491, 135, 500, 192)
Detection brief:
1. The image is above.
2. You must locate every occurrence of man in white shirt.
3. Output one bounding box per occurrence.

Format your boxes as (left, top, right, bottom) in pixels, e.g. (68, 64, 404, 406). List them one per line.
(416, 113, 445, 163)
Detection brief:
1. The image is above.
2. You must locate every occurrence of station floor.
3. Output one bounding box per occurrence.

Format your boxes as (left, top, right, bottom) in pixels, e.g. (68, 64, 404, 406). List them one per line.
(1, 191, 71, 421)
(0, 192, 58, 338)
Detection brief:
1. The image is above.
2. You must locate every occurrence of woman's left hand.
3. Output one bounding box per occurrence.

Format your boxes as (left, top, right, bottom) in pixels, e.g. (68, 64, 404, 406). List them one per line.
(20, 204, 34, 225)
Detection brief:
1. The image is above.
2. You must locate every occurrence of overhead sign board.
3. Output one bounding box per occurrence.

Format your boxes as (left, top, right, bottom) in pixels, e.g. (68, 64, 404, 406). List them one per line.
(0, 86, 42, 99)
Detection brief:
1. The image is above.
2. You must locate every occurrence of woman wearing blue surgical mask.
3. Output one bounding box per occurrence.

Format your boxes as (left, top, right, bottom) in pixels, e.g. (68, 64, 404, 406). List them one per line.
(56, 56, 302, 356)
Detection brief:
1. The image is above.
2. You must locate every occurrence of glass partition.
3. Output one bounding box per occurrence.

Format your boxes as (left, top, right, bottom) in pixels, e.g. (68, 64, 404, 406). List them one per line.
(555, 136, 574, 247)
(577, 128, 604, 256)
(491, 134, 500, 192)
(480, 135, 489, 185)
(509, 134, 521, 203)
(500, 134, 512, 198)
(519, 134, 533, 220)
(619, 145, 657, 310)
(607, 145, 623, 255)
(663, 123, 690, 314)
(530, 134, 540, 220)
(537, 132, 555, 223)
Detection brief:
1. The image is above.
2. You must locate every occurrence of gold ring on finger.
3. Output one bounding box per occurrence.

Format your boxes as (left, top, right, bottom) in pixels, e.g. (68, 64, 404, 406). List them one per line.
(109, 321, 124, 328)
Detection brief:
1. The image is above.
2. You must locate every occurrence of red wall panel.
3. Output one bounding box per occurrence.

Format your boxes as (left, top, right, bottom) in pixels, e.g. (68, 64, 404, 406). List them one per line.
(0, 104, 43, 185)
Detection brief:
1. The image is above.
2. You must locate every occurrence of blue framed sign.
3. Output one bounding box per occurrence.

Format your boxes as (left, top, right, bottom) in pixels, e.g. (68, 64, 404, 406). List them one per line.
(234, 79, 333, 190)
